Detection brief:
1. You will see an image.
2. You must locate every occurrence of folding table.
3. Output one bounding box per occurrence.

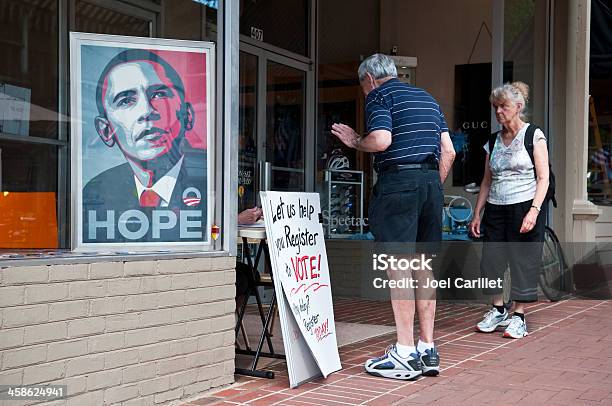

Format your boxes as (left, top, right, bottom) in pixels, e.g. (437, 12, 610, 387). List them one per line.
(235, 225, 286, 379)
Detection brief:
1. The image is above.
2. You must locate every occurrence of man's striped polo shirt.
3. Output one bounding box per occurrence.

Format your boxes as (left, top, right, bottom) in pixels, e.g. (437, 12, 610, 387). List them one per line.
(365, 78, 448, 171)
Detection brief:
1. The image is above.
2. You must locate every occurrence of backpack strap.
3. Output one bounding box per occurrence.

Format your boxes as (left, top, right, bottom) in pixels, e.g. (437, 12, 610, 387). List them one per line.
(524, 123, 557, 207)
(523, 123, 538, 167)
(488, 131, 500, 159)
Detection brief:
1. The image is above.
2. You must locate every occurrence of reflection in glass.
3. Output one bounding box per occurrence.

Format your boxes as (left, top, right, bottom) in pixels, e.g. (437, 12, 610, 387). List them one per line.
(266, 62, 305, 192)
(164, 0, 218, 41)
(503, 0, 545, 124)
(0, 0, 58, 139)
(74, 0, 150, 37)
(587, 0, 612, 206)
(0, 0, 60, 248)
(0, 141, 58, 248)
(239, 52, 258, 212)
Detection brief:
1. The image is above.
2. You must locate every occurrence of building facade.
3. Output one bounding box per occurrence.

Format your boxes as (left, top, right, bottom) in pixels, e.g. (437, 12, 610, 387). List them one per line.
(0, 0, 610, 404)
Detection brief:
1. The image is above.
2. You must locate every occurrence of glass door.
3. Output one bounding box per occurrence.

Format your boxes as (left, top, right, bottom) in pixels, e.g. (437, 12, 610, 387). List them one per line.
(265, 60, 305, 192)
(239, 44, 309, 209)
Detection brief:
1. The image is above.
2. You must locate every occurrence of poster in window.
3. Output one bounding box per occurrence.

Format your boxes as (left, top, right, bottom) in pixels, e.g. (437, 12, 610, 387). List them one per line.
(70, 33, 214, 251)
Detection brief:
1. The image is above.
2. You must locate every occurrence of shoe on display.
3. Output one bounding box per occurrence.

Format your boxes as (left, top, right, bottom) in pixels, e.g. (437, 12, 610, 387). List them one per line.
(419, 347, 440, 376)
(364, 345, 422, 380)
(503, 315, 528, 338)
(476, 307, 510, 333)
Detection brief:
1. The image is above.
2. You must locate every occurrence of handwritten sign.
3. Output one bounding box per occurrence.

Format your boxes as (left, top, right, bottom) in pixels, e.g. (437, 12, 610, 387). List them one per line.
(260, 192, 342, 386)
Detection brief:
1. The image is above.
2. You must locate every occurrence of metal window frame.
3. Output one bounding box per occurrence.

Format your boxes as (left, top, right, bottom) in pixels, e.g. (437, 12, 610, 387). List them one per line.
(306, 0, 317, 193)
(222, 0, 239, 254)
(239, 42, 311, 197)
(58, 0, 70, 248)
(240, 35, 312, 66)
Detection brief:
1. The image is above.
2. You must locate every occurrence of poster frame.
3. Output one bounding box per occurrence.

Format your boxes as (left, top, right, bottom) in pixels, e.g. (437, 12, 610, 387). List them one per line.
(69, 32, 215, 252)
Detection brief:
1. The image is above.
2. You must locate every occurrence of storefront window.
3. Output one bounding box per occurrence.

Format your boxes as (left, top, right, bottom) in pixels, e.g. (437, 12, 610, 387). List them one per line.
(0, 0, 59, 140)
(70, 0, 220, 251)
(0, 0, 224, 252)
(316, 0, 496, 238)
(0, 141, 59, 248)
(75, 1, 151, 36)
(0, 0, 60, 249)
(587, 0, 612, 206)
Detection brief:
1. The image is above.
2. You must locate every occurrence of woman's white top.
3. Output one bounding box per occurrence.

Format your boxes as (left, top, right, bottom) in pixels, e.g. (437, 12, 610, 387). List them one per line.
(483, 123, 546, 205)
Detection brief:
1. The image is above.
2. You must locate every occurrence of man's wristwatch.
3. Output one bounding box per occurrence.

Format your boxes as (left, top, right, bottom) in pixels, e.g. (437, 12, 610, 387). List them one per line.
(531, 205, 541, 212)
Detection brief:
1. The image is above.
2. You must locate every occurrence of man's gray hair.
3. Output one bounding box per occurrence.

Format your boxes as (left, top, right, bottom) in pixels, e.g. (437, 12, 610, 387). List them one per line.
(358, 54, 397, 82)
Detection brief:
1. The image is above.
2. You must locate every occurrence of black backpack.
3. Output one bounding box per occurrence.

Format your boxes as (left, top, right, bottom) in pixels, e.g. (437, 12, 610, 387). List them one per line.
(488, 123, 557, 207)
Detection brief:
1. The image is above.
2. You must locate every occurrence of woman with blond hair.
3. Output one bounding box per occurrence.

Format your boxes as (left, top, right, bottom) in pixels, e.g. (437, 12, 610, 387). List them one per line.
(469, 81, 550, 339)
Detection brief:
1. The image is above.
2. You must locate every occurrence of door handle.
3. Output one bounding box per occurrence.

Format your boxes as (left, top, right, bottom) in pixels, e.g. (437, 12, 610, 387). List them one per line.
(258, 161, 272, 192)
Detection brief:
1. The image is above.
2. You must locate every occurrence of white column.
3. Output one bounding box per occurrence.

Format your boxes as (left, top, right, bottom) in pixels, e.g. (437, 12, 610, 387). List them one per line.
(566, 0, 600, 246)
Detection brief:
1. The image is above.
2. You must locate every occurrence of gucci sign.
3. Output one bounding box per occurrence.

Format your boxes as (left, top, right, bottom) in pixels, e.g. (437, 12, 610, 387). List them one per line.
(461, 121, 489, 130)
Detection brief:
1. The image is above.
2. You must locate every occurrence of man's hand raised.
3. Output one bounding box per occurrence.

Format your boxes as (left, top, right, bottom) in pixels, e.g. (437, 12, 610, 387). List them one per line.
(331, 123, 359, 149)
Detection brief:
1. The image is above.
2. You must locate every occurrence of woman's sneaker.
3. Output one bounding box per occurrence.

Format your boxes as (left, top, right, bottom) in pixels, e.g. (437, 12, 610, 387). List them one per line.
(476, 307, 510, 333)
(364, 345, 422, 380)
(419, 347, 440, 376)
(503, 315, 528, 338)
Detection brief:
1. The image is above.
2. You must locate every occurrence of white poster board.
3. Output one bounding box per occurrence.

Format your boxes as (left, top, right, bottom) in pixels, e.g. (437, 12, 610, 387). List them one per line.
(260, 191, 342, 388)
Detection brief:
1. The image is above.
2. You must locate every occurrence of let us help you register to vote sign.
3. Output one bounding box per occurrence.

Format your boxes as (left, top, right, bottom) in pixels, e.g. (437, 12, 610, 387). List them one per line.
(260, 191, 342, 388)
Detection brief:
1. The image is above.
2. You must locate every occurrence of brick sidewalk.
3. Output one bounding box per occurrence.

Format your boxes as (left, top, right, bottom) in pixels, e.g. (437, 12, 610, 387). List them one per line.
(181, 298, 612, 405)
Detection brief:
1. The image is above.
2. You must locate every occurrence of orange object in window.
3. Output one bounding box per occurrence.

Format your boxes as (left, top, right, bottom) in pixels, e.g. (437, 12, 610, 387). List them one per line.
(0, 192, 58, 249)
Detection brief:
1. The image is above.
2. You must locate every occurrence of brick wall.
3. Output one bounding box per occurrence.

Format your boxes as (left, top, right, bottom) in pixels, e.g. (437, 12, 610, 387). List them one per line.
(0, 256, 236, 405)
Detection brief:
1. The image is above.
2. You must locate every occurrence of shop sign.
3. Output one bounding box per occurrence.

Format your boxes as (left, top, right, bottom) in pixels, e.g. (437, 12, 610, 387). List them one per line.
(260, 191, 342, 387)
(69, 33, 214, 251)
(461, 120, 489, 130)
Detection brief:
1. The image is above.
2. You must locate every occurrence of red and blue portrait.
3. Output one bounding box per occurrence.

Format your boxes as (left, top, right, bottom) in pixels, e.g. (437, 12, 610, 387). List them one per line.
(70, 33, 214, 249)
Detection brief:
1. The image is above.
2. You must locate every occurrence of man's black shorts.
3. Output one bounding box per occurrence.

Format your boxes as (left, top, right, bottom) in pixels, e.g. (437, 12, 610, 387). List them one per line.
(368, 168, 443, 245)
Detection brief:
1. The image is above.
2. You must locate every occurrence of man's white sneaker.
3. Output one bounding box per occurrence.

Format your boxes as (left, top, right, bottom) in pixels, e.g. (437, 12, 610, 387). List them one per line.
(364, 345, 422, 380)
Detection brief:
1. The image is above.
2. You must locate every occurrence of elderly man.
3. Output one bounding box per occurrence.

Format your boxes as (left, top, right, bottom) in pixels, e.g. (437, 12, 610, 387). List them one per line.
(332, 54, 455, 380)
